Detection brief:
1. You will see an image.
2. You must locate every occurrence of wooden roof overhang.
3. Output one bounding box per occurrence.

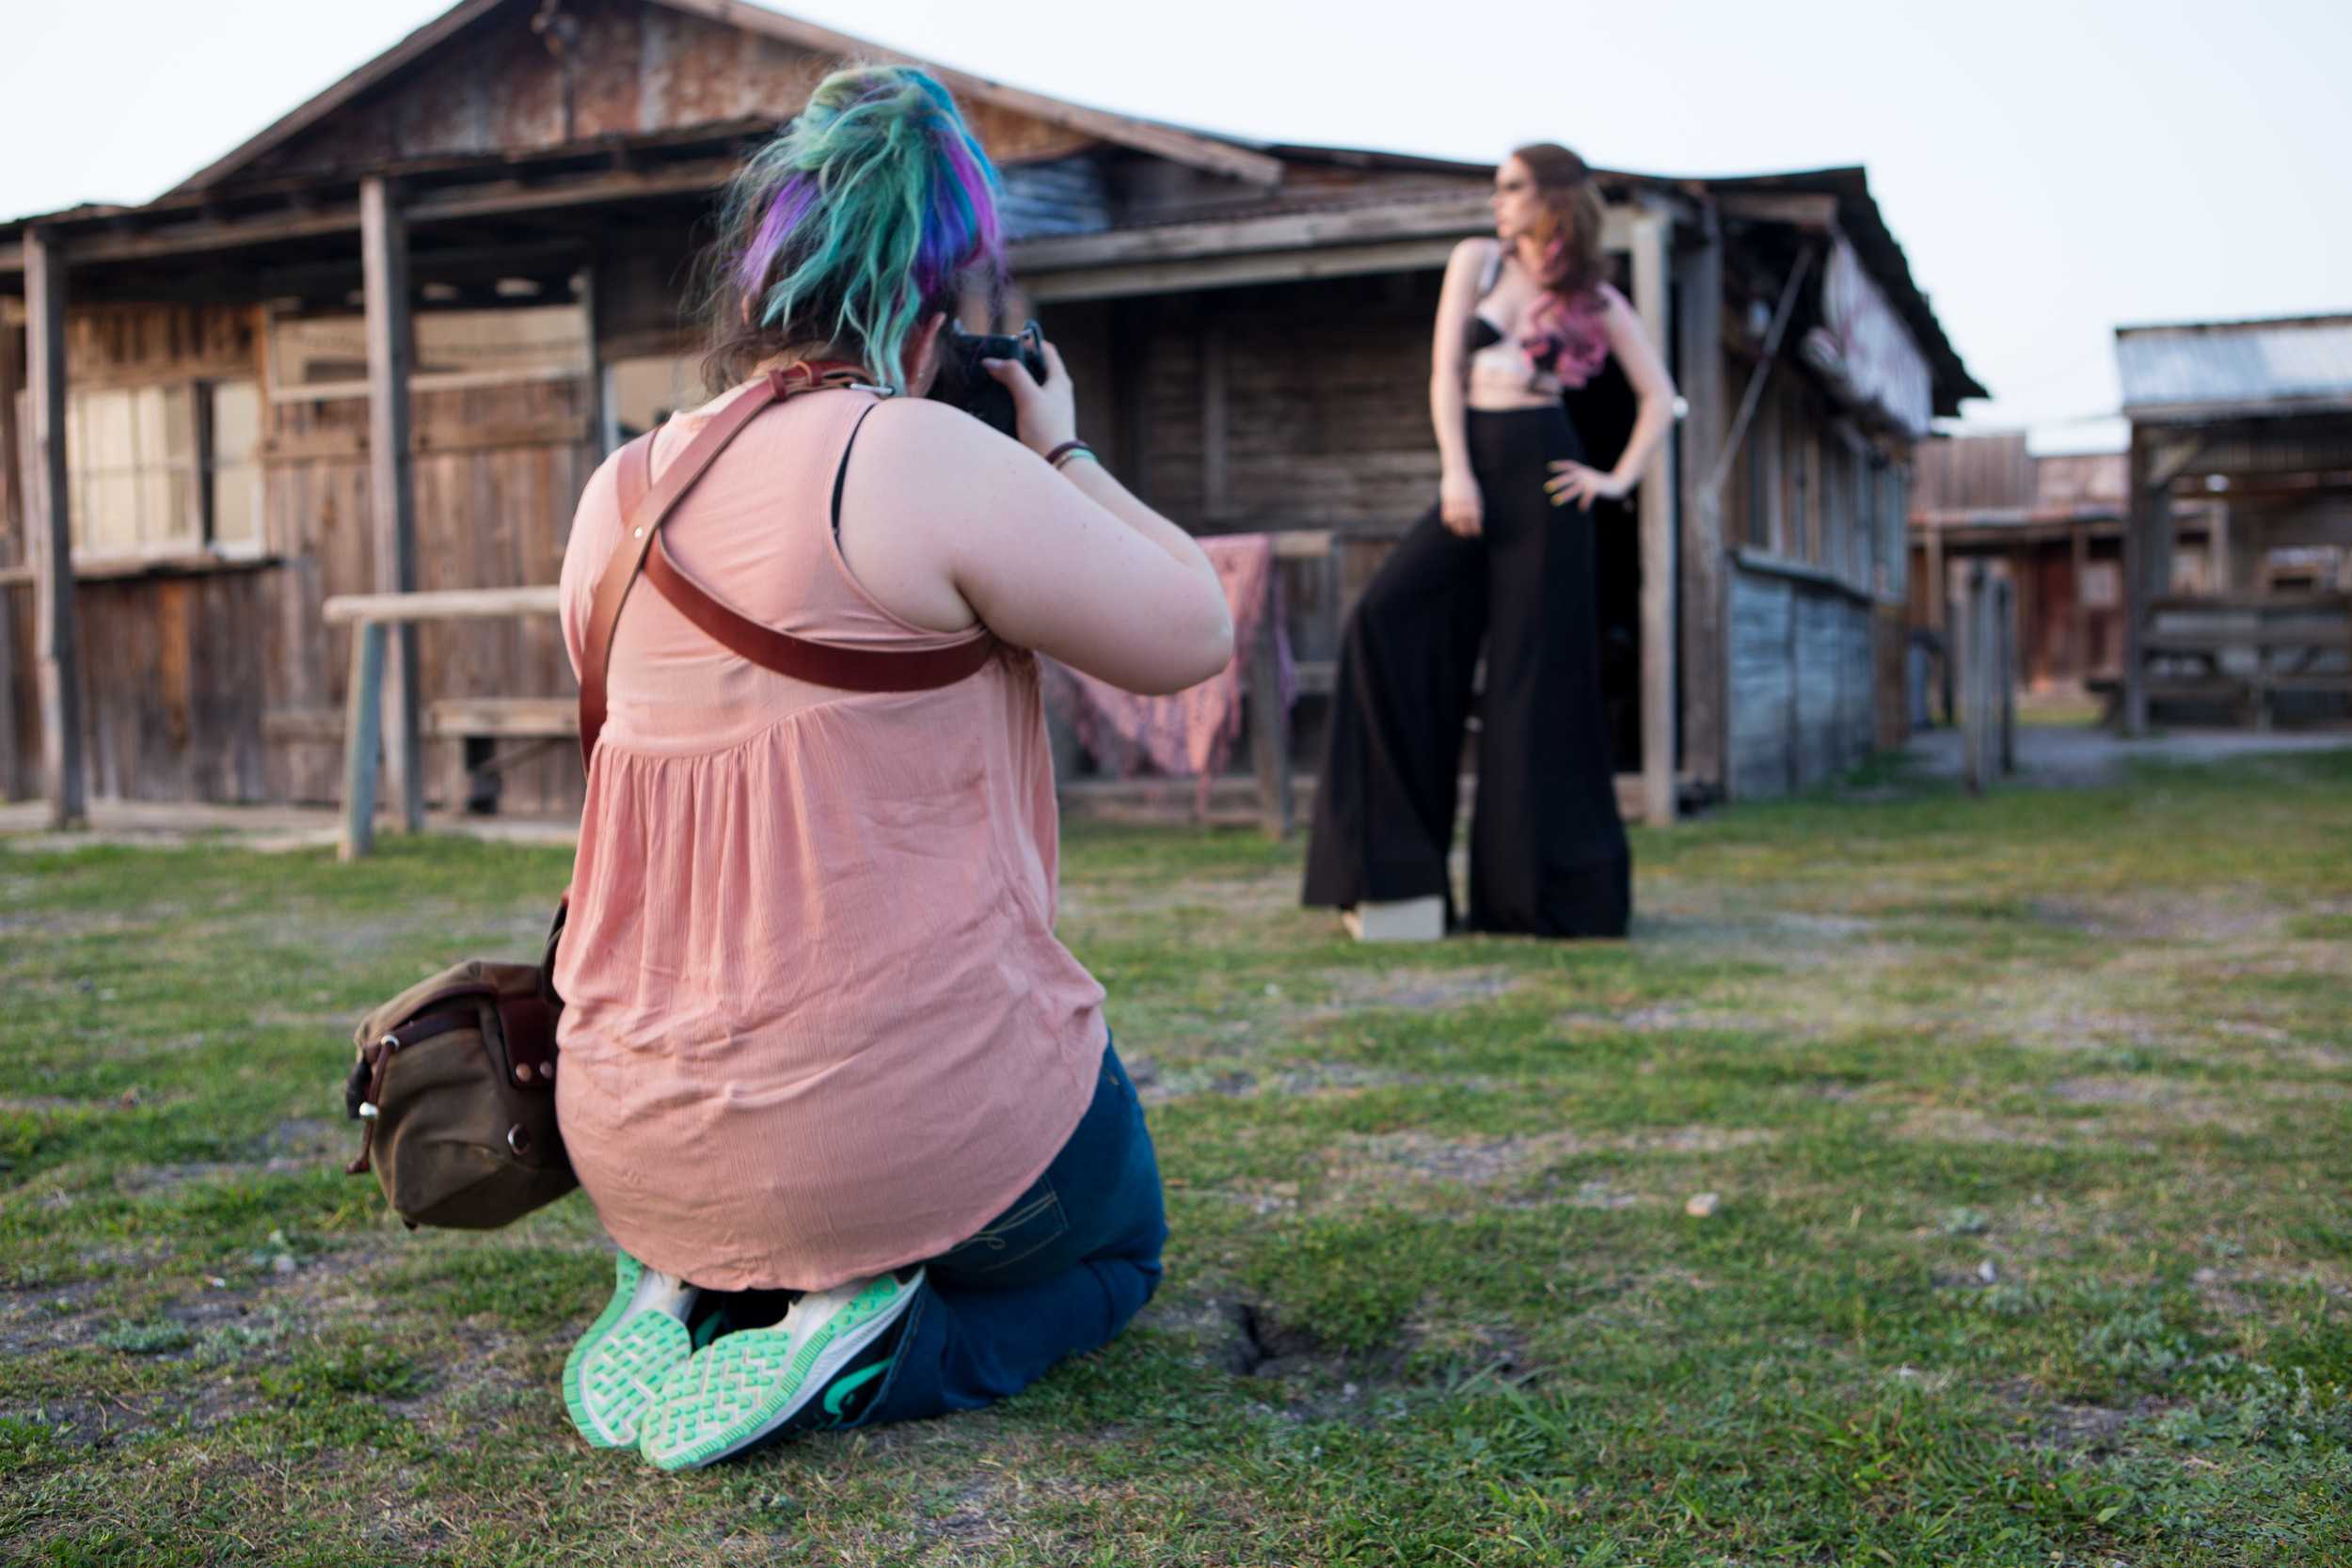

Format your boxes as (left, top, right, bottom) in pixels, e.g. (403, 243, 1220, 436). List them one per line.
(1009, 161, 1676, 305)
(0, 122, 771, 310)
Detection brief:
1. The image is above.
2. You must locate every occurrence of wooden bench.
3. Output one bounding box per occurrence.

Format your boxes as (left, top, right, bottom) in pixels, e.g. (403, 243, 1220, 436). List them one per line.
(426, 696, 577, 816)
(2138, 593, 2352, 730)
(321, 586, 564, 859)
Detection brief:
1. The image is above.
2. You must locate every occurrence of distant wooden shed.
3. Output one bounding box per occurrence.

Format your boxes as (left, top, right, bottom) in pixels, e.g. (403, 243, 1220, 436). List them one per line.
(0, 0, 1982, 830)
(2115, 315, 2352, 731)
(1908, 433, 2220, 701)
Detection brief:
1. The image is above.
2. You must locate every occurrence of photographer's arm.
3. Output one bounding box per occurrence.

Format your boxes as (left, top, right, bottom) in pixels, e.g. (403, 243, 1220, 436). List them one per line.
(841, 346, 1233, 696)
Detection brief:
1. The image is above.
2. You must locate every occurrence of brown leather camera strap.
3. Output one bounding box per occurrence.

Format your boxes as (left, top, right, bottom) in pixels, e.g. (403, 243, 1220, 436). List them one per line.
(577, 362, 995, 765)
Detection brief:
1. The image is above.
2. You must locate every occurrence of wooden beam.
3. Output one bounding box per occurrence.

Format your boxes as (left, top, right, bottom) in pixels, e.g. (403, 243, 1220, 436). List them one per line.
(24, 230, 85, 829)
(1025, 237, 1464, 304)
(339, 624, 386, 861)
(1014, 197, 1497, 273)
(1018, 198, 1637, 275)
(1674, 208, 1727, 794)
(2071, 520, 2090, 689)
(1200, 320, 1229, 521)
(1631, 211, 1677, 827)
(0, 308, 22, 549)
(45, 161, 734, 273)
(360, 178, 422, 835)
(324, 585, 562, 625)
(0, 316, 21, 800)
(1247, 583, 1292, 840)
(1713, 191, 1841, 230)
(2122, 428, 2154, 735)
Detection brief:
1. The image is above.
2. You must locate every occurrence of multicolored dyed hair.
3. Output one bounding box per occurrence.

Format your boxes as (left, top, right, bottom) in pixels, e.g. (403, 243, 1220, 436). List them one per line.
(1508, 143, 1613, 388)
(698, 65, 1005, 393)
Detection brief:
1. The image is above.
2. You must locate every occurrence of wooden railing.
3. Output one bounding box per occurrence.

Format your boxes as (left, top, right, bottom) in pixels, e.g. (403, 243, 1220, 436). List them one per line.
(322, 586, 564, 860)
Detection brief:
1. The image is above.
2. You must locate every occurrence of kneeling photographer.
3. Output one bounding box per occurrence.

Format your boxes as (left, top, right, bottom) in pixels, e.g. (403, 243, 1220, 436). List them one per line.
(548, 63, 1232, 1469)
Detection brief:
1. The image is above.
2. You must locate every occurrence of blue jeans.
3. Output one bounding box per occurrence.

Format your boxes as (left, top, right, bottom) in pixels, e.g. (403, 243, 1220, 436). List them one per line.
(858, 1038, 1168, 1428)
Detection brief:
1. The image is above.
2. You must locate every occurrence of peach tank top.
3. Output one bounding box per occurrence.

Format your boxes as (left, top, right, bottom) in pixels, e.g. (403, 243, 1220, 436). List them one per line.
(552, 379, 1106, 1292)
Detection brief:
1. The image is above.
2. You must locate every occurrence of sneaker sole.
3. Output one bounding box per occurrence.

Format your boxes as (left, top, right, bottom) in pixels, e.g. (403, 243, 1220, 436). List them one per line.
(563, 1253, 691, 1449)
(639, 1271, 920, 1471)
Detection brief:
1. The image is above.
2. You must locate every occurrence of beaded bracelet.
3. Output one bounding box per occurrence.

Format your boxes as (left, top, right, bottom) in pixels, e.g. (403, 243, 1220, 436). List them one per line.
(1045, 439, 1096, 471)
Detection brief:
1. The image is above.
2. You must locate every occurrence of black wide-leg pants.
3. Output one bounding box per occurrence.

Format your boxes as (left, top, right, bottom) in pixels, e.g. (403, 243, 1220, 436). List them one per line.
(1302, 405, 1630, 938)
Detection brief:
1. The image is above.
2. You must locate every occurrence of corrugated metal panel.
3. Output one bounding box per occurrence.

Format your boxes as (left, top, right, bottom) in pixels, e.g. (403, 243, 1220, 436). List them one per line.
(2117, 316, 2352, 414)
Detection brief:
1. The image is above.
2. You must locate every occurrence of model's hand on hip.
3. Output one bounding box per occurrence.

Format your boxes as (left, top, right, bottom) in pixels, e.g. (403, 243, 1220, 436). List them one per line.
(1546, 460, 1628, 512)
(984, 340, 1079, 459)
(1438, 470, 1484, 537)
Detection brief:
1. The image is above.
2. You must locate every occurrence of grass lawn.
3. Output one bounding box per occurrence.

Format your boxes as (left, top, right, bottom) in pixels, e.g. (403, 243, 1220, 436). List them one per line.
(4, 751, 2350, 1565)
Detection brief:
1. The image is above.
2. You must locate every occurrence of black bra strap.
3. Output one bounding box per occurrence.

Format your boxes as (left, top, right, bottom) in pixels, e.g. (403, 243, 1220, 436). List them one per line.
(832, 401, 883, 540)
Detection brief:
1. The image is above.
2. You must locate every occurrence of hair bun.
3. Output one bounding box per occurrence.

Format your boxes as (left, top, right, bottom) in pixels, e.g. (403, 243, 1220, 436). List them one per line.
(699, 65, 1004, 393)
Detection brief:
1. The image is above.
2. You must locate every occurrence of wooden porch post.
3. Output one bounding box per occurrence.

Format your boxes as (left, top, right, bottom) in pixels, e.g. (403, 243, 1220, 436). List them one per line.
(2122, 428, 2148, 734)
(1630, 209, 1677, 827)
(25, 228, 86, 829)
(2070, 521, 2091, 691)
(1673, 206, 1726, 797)
(580, 257, 619, 457)
(360, 177, 423, 832)
(0, 309, 23, 801)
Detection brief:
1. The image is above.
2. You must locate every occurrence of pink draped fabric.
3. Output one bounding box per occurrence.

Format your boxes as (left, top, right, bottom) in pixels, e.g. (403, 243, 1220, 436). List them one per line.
(1041, 532, 1293, 815)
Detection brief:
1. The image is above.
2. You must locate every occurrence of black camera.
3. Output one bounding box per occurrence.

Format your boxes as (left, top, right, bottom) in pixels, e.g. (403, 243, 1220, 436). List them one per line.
(930, 320, 1048, 438)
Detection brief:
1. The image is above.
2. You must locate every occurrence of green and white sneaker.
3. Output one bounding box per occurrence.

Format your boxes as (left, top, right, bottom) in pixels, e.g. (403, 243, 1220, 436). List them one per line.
(637, 1267, 922, 1471)
(563, 1251, 702, 1449)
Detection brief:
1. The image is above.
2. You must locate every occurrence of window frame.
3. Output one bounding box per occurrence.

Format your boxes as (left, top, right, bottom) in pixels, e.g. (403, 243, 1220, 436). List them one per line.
(63, 375, 267, 571)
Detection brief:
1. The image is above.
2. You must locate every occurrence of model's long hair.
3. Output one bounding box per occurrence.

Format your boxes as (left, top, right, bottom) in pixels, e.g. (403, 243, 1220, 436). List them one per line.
(694, 65, 1005, 394)
(1509, 142, 1611, 386)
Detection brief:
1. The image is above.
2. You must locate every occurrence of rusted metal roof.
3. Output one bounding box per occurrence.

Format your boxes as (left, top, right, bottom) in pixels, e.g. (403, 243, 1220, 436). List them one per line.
(2117, 314, 2352, 420)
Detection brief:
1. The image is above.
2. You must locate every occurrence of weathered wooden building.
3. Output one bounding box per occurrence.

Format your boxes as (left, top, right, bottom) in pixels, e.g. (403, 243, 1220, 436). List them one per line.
(2115, 315, 2352, 731)
(1908, 433, 2219, 701)
(0, 0, 1981, 828)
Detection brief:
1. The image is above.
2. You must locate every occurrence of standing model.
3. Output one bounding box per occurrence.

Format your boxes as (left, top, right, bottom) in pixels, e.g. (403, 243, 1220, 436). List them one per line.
(1303, 144, 1677, 940)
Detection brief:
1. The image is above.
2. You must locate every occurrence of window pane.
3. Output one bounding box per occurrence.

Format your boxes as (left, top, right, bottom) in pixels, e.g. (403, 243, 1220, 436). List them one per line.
(133, 386, 171, 473)
(212, 463, 262, 549)
(137, 471, 176, 548)
(209, 380, 265, 551)
(159, 385, 198, 465)
(81, 389, 135, 478)
(88, 473, 142, 554)
(212, 380, 262, 459)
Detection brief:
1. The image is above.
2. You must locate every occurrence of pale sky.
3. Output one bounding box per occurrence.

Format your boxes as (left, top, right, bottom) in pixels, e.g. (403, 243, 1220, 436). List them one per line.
(7, 0, 2348, 452)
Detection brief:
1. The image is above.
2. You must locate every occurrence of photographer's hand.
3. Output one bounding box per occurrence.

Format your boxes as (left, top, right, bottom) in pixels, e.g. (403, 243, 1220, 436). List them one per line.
(983, 341, 1079, 461)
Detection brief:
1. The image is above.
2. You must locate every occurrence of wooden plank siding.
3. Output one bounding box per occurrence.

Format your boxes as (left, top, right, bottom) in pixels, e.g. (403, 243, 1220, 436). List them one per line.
(1727, 561, 1879, 800)
(0, 6, 1968, 827)
(0, 295, 596, 812)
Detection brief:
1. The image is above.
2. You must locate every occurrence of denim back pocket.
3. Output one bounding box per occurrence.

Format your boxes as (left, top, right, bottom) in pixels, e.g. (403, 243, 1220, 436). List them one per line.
(934, 1175, 1070, 1278)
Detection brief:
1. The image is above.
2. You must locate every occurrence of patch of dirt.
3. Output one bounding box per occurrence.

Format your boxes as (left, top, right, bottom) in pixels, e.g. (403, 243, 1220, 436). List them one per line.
(2192, 1267, 2263, 1320)
(2044, 1077, 2255, 1129)
(1317, 1125, 1773, 1210)
(1129, 1051, 1491, 1106)
(1618, 1126, 1778, 1154)
(1317, 966, 1521, 1013)
(2037, 1398, 2176, 1452)
(2032, 896, 2283, 945)
(1563, 1179, 1645, 1210)
(1325, 1130, 1591, 1191)
(1897, 1107, 2065, 1148)
(1557, 1004, 1780, 1037)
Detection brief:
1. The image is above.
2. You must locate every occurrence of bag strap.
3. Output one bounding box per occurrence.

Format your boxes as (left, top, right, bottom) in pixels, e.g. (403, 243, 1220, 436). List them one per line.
(576, 362, 994, 765)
